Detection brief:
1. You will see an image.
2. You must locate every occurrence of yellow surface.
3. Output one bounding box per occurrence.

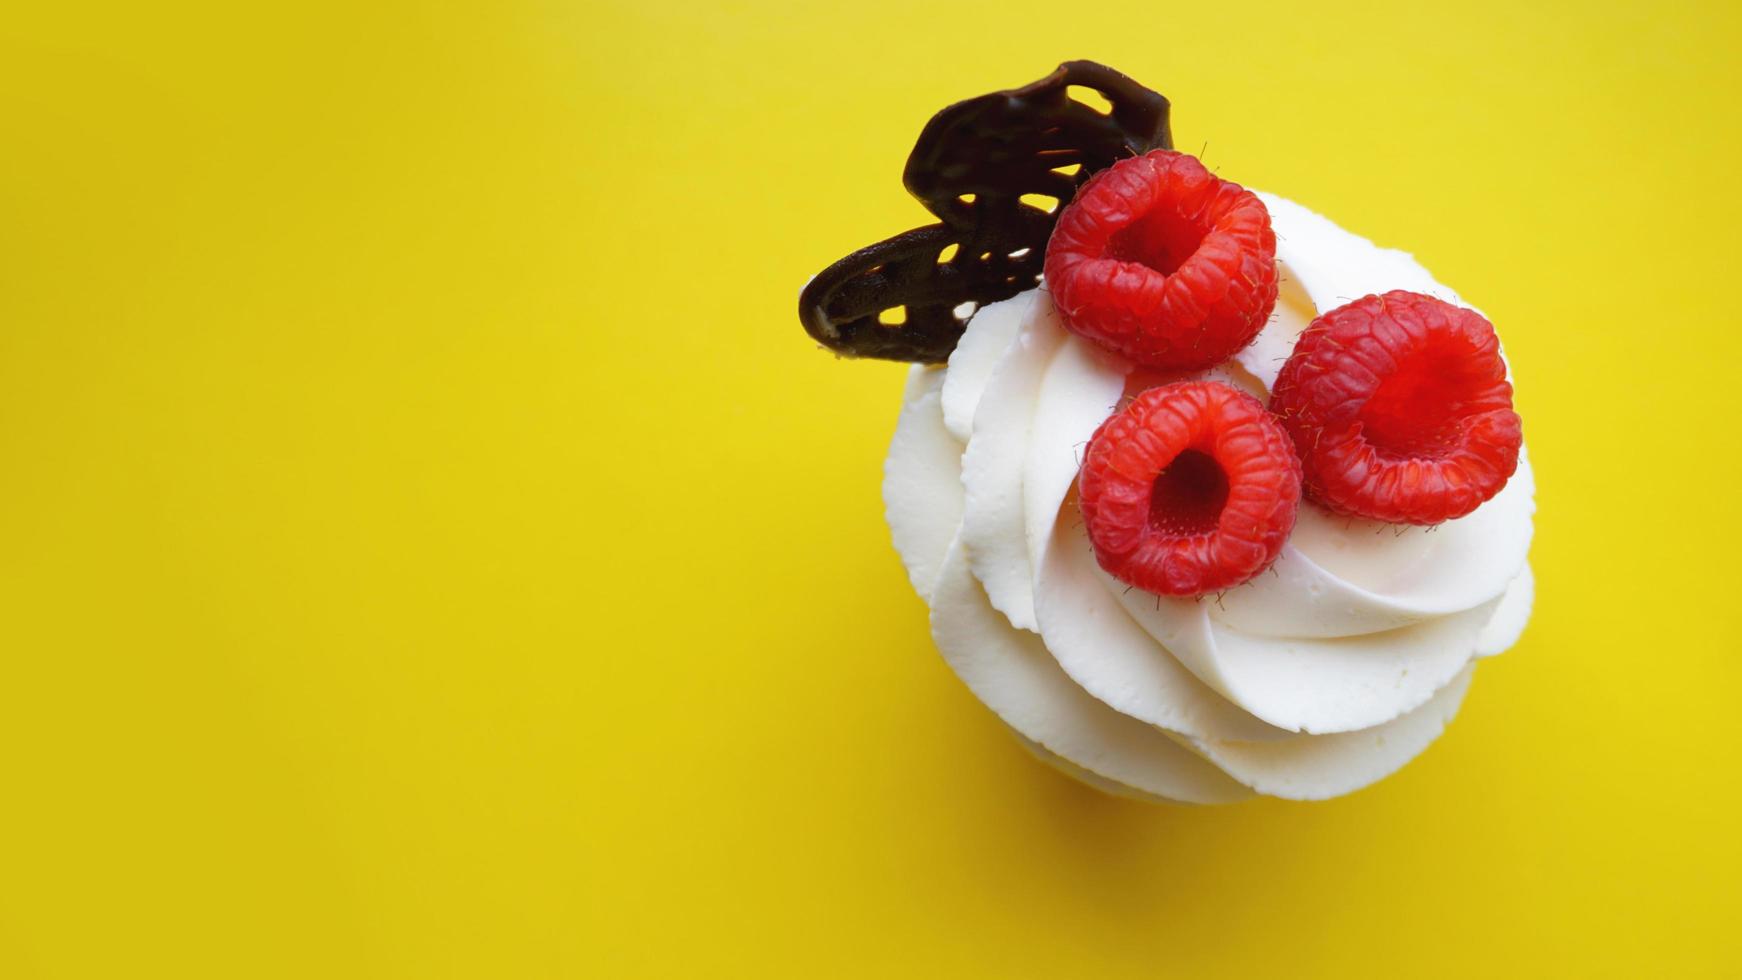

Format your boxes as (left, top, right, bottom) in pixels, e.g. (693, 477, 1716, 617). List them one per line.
(0, 1, 1738, 976)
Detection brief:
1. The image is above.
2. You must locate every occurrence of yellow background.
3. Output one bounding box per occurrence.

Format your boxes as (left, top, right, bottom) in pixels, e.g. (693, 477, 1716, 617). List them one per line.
(1, 1, 1738, 976)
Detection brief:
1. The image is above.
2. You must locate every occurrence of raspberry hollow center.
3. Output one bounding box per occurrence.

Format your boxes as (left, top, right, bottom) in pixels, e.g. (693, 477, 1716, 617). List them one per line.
(1106, 206, 1208, 277)
(1147, 449, 1229, 537)
(1361, 339, 1488, 458)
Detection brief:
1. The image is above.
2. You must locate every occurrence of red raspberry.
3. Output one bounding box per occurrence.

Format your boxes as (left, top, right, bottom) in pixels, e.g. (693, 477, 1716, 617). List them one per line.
(1078, 381, 1302, 597)
(1044, 149, 1279, 371)
(1270, 291, 1522, 525)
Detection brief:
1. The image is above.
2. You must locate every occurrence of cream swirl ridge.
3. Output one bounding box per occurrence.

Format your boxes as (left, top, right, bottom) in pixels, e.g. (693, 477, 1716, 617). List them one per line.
(883, 191, 1535, 803)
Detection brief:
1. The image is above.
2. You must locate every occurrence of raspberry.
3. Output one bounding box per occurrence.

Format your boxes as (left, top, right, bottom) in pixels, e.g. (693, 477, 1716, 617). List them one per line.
(1043, 149, 1279, 371)
(1270, 291, 1521, 525)
(1078, 381, 1302, 596)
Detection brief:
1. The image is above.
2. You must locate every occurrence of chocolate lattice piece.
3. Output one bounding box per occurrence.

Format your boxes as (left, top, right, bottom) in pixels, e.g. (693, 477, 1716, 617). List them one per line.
(799, 61, 1173, 363)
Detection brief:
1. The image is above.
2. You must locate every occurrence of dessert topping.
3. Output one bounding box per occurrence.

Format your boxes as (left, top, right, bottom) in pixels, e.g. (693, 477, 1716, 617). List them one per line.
(1078, 381, 1301, 596)
(1044, 149, 1278, 370)
(800, 61, 1172, 363)
(1270, 291, 1521, 524)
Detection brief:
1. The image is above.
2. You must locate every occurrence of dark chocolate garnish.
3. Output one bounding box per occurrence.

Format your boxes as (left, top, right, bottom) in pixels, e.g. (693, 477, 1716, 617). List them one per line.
(799, 61, 1173, 363)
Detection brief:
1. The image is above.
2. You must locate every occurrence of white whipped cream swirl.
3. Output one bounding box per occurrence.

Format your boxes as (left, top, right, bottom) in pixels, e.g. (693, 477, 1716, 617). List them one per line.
(884, 192, 1535, 803)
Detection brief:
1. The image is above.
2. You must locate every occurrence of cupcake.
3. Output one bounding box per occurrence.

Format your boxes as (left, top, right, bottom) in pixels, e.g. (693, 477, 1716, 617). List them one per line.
(801, 63, 1533, 802)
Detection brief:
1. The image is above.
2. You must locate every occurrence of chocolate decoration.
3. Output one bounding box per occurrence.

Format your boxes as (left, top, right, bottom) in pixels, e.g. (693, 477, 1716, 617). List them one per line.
(799, 61, 1173, 363)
